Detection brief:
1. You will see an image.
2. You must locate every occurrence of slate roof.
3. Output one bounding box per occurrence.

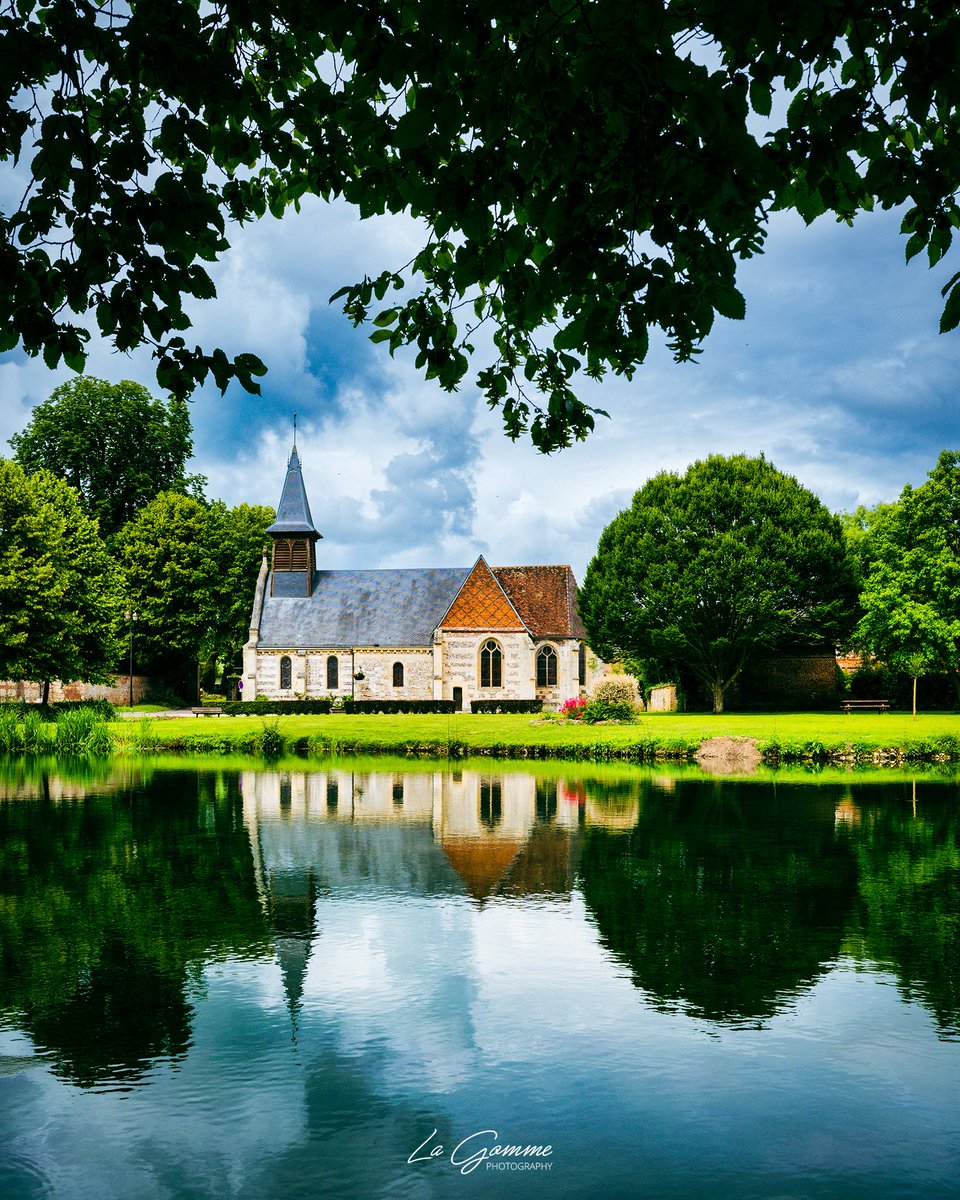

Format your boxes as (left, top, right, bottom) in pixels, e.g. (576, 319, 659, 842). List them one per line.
(258, 567, 471, 648)
(265, 447, 321, 537)
(493, 566, 587, 639)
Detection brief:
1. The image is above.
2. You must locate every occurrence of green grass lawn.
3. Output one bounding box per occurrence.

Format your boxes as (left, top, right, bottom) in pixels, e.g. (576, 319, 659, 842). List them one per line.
(108, 709, 960, 761)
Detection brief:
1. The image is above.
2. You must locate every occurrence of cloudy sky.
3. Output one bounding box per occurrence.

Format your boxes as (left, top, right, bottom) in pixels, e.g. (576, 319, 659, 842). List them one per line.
(1, 192, 958, 580)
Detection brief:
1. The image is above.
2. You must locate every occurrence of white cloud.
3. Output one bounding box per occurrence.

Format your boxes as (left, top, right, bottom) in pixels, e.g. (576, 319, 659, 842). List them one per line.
(3, 184, 959, 582)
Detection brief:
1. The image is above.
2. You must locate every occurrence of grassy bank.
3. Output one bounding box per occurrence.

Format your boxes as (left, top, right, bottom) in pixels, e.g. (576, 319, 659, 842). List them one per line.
(106, 710, 960, 764)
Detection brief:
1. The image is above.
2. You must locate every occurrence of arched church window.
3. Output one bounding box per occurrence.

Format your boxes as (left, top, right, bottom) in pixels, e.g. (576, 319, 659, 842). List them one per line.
(536, 645, 558, 687)
(393, 661, 404, 688)
(279, 655, 292, 690)
(327, 655, 339, 689)
(480, 639, 502, 688)
(273, 540, 292, 571)
(291, 539, 308, 570)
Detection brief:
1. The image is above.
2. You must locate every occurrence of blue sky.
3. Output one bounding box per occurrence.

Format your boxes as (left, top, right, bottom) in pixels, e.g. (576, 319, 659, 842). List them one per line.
(1, 196, 958, 580)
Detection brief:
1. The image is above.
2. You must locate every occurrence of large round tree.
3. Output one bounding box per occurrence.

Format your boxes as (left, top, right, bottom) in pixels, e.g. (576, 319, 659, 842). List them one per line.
(579, 455, 856, 712)
(9, 376, 200, 538)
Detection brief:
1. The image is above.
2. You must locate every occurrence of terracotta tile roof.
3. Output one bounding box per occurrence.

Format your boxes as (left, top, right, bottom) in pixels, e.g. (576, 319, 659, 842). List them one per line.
(493, 565, 586, 639)
(442, 837, 526, 901)
(439, 558, 526, 631)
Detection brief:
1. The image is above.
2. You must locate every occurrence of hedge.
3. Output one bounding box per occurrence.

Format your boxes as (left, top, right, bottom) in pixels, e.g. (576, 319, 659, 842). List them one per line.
(0, 698, 117, 720)
(470, 699, 543, 714)
(220, 699, 333, 715)
(342, 699, 458, 714)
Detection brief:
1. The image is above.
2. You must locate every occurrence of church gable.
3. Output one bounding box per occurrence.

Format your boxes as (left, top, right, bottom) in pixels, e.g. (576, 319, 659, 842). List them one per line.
(493, 565, 587, 639)
(439, 557, 527, 632)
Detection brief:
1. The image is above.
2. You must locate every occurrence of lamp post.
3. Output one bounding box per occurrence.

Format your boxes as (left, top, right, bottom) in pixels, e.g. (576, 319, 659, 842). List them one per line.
(125, 610, 138, 708)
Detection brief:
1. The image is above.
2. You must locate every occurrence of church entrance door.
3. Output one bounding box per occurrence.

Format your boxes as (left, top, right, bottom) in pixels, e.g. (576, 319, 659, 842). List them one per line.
(453, 687, 463, 711)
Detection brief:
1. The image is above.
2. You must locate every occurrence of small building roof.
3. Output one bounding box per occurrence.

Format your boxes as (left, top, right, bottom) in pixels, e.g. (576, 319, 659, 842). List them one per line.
(265, 447, 321, 537)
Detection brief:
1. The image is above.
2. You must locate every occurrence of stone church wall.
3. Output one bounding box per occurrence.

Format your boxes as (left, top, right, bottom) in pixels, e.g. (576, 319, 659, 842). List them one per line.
(439, 631, 534, 705)
(351, 649, 434, 701)
(252, 648, 433, 700)
(0, 676, 152, 705)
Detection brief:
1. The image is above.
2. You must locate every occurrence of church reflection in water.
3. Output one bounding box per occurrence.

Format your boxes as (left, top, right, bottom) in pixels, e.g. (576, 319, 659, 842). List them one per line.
(242, 766, 587, 904)
(1, 761, 958, 1098)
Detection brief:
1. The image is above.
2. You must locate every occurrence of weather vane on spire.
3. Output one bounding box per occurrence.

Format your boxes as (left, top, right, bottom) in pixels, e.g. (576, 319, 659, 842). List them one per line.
(293, 410, 297, 449)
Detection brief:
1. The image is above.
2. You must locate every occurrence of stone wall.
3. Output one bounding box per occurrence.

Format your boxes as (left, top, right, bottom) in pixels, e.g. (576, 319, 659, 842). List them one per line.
(0, 676, 152, 705)
(439, 630, 534, 705)
(252, 648, 434, 700)
(351, 649, 434, 701)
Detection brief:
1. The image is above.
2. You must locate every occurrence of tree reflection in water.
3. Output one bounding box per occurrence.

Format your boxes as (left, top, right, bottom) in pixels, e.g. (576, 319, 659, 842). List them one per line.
(0, 760, 958, 1097)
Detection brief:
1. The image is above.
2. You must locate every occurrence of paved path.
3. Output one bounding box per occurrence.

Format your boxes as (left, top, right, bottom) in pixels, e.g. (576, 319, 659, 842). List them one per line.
(116, 709, 226, 719)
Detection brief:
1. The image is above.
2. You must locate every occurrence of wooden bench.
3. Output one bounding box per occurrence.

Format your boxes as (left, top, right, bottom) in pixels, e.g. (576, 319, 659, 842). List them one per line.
(191, 706, 224, 717)
(841, 699, 890, 713)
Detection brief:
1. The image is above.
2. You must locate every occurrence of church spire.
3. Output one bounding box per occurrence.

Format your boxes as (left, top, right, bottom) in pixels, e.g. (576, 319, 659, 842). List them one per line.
(265, 444, 320, 537)
(266, 443, 321, 596)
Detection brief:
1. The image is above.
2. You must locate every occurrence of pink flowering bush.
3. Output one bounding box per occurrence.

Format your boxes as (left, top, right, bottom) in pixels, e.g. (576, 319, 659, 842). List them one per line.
(560, 696, 587, 720)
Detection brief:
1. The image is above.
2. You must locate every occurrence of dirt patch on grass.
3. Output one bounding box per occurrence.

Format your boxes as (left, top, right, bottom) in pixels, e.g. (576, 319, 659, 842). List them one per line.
(694, 736, 762, 775)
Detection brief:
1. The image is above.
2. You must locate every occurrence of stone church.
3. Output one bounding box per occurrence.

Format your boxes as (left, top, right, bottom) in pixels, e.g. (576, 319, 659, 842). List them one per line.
(242, 445, 600, 708)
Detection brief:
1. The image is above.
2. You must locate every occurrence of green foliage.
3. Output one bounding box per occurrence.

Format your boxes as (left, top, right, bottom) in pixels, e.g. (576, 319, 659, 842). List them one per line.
(590, 675, 640, 709)
(5, 4, 960, 449)
(115, 492, 273, 693)
(582, 699, 636, 723)
(854, 450, 960, 705)
(8, 377, 202, 537)
(579, 455, 857, 714)
(469, 700, 542, 714)
(221, 699, 332, 715)
(0, 459, 124, 690)
(346, 699, 459, 714)
(255, 718, 285, 759)
(53, 709, 112, 755)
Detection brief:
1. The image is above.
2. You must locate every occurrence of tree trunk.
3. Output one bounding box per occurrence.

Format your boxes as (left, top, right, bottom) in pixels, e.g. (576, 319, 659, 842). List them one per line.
(710, 681, 725, 714)
(41, 679, 50, 706)
(912, 675, 917, 719)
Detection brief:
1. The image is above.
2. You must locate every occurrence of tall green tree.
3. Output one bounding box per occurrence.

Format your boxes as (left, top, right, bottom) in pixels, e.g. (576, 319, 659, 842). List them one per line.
(204, 502, 274, 689)
(116, 493, 272, 699)
(9, 376, 202, 537)
(579, 455, 857, 712)
(854, 450, 960, 704)
(0, 459, 123, 700)
(3, 2, 960, 449)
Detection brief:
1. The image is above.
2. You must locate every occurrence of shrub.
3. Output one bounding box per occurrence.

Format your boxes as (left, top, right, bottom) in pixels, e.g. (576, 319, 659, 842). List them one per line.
(582, 699, 636, 723)
(591, 675, 641, 709)
(470, 700, 543, 714)
(256, 718, 285, 757)
(344, 700, 458, 714)
(221, 699, 333, 715)
(560, 697, 587, 720)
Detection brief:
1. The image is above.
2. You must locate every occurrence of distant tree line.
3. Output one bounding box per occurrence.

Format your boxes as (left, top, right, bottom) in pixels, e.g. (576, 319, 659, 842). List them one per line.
(1, 377, 273, 703)
(580, 452, 960, 713)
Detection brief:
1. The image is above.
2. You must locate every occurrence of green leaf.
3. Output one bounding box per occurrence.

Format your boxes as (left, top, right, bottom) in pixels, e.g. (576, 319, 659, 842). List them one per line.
(939, 282, 960, 334)
(711, 285, 747, 321)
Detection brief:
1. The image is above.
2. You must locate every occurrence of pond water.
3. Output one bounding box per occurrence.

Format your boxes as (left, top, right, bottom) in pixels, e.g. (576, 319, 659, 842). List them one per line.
(0, 758, 958, 1200)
